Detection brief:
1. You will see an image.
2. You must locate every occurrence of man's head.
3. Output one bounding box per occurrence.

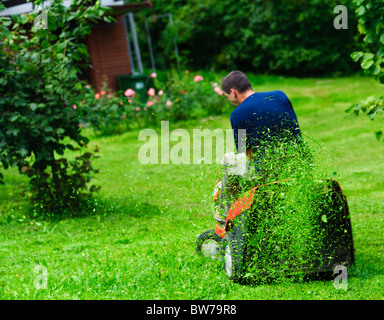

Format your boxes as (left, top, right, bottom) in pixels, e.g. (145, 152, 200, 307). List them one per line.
(221, 71, 254, 106)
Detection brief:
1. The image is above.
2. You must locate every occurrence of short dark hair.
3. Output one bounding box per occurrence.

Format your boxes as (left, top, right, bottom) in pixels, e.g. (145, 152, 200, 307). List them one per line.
(221, 71, 252, 94)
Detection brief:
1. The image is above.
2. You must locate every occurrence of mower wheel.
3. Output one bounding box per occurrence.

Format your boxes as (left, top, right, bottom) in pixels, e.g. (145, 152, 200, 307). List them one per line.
(222, 233, 241, 282)
(196, 229, 223, 260)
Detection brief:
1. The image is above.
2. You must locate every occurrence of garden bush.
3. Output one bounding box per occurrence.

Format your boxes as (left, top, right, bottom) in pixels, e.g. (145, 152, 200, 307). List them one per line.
(347, 0, 384, 142)
(86, 70, 229, 136)
(0, 0, 112, 215)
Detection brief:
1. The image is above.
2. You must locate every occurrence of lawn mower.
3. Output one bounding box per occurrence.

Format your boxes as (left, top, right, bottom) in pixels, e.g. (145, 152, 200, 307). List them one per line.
(196, 177, 355, 283)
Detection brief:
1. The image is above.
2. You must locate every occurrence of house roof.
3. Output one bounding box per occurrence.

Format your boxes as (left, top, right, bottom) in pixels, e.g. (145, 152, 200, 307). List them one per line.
(0, 0, 152, 16)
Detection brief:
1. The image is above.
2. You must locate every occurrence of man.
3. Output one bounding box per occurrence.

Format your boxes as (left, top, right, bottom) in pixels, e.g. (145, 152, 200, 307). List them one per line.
(217, 71, 302, 216)
(222, 71, 301, 160)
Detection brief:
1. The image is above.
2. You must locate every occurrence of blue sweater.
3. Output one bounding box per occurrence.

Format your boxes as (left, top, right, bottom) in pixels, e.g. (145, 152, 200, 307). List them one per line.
(230, 90, 301, 153)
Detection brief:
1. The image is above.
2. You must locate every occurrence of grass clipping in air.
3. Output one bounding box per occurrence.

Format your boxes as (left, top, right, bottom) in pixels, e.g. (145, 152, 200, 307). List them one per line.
(234, 131, 351, 284)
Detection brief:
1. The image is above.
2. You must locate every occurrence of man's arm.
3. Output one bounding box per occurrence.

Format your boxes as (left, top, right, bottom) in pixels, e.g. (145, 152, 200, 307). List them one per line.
(231, 111, 255, 161)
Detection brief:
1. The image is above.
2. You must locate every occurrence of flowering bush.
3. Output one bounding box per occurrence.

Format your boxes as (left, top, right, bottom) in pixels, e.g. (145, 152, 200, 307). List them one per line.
(0, 0, 110, 215)
(86, 70, 229, 135)
(75, 82, 150, 136)
(77, 83, 141, 136)
(154, 71, 228, 121)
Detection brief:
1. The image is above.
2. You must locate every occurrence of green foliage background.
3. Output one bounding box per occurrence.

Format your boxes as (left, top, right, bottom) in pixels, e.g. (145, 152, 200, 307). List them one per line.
(136, 0, 361, 76)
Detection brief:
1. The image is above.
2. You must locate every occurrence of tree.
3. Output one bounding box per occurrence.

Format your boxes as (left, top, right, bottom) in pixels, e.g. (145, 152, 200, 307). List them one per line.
(136, 0, 360, 76)
(347, 0, 384, 141)
(0, 0, 113, 215)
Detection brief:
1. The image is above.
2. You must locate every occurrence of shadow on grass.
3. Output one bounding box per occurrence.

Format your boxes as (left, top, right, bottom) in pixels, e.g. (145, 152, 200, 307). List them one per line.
(0, 194, 164, 225)
(228, 270, 336, 288)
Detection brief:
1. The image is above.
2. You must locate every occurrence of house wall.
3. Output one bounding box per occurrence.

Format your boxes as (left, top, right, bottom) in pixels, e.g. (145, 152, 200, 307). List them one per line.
(85, 14, 132, 92)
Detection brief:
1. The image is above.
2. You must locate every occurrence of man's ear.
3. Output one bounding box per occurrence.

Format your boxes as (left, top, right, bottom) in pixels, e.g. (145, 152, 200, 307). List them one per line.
(230, 88, 237, 97)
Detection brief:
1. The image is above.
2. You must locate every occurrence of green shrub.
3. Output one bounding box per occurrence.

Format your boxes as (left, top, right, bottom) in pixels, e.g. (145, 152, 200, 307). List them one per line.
(347, 0, 384, 141)
(0, 0, 112, 215)
(150, 71, 229, 121)
(85, 71, 229, 135)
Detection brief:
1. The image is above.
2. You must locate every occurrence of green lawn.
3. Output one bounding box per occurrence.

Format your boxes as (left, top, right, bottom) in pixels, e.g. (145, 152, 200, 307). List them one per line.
(1, 74, 384, 299)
